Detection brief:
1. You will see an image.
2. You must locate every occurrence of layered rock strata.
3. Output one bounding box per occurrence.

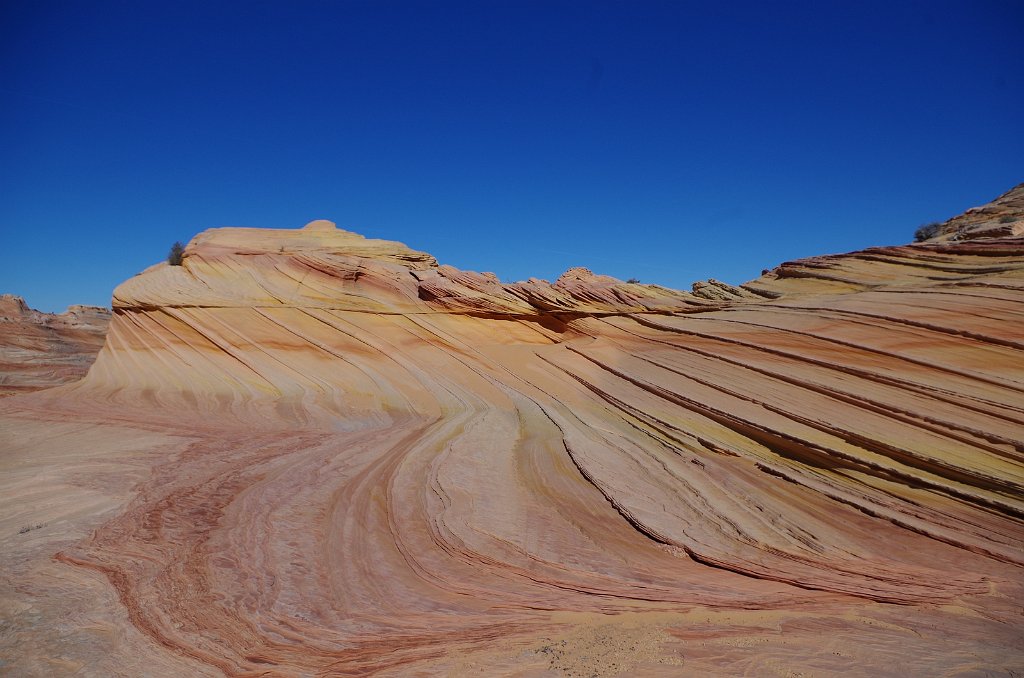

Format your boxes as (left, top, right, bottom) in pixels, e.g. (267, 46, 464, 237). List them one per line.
(2, 194, 1022, 676)
(0, 295, 110, 396)
(917, 182, 1024, 242)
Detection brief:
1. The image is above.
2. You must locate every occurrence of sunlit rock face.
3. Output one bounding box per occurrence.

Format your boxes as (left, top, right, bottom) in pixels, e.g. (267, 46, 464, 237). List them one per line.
(1, 198, 1022, 676)
(917, 182, 1024, 242)
(0, 294, 110, 396)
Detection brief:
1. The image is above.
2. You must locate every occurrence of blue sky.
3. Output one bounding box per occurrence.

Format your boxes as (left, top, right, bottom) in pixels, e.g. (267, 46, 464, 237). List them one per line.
(2, 1, 1022, 312)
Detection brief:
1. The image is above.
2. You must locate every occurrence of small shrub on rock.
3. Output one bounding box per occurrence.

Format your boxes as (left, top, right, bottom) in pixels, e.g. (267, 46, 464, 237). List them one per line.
(168, 241, 185, 266)
(914, 222, 942, 242)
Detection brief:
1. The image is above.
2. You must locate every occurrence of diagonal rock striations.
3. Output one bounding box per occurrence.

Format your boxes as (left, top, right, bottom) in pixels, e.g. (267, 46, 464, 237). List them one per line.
(2, 192, 1023, 675)
(916, 182, 1024, 242)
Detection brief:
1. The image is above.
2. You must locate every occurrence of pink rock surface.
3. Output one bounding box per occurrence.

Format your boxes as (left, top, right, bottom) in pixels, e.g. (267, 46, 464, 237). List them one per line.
(1, 203, 1022, 676)
(0, 295, 110, 396)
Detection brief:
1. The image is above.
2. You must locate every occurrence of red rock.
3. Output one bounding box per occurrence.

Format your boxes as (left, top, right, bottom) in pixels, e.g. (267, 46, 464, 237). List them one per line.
(0, 294, 110, 396)
(1, 195, 1022, 676)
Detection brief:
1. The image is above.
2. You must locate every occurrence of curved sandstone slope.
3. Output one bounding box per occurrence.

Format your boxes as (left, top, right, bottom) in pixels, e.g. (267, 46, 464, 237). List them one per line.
(917, 182, 1024, 242)
(0, 294, 110, 396)
(2, 217, 1023, 676)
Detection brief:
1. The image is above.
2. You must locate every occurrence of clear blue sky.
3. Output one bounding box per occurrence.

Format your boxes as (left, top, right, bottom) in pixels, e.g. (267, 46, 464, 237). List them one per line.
(2, 1, 1022, 312)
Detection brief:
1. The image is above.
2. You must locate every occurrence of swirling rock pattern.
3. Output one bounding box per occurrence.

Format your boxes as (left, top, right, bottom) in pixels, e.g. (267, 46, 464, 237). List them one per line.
(0, 294, 110, 396)
(2, 202, 1023, 676)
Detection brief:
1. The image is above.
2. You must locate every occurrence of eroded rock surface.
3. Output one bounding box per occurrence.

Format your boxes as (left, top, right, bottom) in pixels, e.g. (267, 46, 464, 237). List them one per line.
(917, 182, 1024, 242)
(0, 295, 110, 396)
(1, 200, 1022, 676)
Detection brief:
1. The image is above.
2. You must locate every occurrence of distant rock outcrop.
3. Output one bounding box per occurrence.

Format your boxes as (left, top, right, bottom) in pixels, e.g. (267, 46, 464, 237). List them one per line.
(0, 295, 110, 396)
(915, 182, 1024, 242)
(690, 278, 758, 301)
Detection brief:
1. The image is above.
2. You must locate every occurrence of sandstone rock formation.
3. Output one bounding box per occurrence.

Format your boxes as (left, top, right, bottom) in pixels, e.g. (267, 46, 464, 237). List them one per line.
(0, 295, 110, 396)
(1, 193, 1022, 676)
(917, 182, 1024, 242)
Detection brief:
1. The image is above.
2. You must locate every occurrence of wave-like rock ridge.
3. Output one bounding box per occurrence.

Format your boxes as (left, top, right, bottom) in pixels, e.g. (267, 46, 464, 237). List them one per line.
(3, 195, 1023, 675)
